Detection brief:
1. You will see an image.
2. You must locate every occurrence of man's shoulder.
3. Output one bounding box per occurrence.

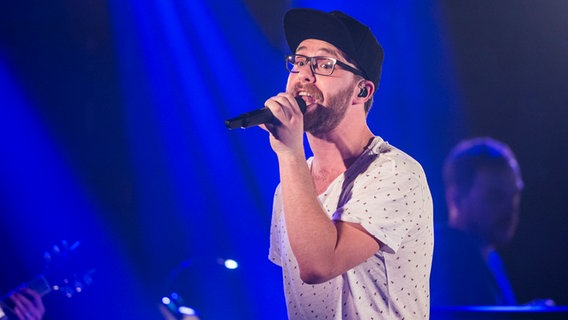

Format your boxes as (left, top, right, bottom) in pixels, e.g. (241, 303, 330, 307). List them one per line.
(370, 137, 424, 171)
(435, 224, 474, 245)
(433, 224, 484, 261)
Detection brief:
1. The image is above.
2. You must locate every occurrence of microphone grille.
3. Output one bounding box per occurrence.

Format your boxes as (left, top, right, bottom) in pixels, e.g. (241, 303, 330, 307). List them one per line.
(294, 97, 307, 114)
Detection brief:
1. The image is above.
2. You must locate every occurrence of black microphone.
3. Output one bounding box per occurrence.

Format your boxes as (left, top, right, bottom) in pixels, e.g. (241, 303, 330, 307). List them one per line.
(224, 97, 307, 129)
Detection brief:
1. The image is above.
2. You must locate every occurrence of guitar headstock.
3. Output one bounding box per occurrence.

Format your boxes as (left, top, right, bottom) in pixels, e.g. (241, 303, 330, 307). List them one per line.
(0, 241, 95, 318)
(36, 240, 95, 298)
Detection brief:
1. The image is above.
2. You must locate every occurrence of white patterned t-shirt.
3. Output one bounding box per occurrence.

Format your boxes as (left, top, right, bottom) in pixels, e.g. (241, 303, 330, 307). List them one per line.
(268, 136, 434, 319)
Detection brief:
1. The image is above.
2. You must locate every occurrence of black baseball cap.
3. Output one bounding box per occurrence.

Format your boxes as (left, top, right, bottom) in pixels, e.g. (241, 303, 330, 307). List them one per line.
(284, 8, 384, 89)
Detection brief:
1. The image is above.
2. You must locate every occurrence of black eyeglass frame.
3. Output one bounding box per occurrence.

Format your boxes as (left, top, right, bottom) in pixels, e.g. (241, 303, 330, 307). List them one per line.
(285, 54, 365, 78)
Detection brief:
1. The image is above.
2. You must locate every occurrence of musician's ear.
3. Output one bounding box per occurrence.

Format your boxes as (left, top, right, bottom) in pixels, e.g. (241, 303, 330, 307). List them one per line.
(354, 80, 374, 104)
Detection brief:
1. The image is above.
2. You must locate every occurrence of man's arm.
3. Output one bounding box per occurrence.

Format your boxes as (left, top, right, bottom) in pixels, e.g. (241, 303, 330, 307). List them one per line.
(262, 93, 379, 284)
(277, 152, 379, 284)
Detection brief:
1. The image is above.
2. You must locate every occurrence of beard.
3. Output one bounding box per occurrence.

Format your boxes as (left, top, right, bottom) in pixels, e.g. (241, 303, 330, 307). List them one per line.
(303, 86, 353, 136)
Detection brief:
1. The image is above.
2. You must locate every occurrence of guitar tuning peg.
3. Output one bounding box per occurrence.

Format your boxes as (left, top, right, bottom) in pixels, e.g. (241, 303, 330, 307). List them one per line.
(43, 251, 52, 263)
(69, 241, 80, 251)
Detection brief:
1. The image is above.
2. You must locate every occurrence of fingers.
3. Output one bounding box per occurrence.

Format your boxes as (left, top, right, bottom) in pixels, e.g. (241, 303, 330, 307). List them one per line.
(261, 93, 306, 154)
(9, 288, 45, 320)
(21, 288, 45, 316)
(264, 93, 303, 125)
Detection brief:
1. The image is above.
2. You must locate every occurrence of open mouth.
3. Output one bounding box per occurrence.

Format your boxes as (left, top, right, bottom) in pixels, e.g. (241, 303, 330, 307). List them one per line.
(297, 91, 319, 106)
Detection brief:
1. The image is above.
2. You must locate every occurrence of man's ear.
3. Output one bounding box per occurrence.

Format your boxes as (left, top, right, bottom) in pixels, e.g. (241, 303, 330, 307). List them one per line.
(354, 80, 374, 104)
(446, 186, 461, 223)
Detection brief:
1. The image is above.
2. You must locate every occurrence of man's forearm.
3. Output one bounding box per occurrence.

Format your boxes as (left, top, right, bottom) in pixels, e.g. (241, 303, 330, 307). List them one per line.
(278, 154, 338, 281)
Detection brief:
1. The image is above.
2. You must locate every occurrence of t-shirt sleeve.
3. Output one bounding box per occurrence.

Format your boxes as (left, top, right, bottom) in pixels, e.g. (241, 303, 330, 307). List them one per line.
(332, 155, 430, 253)
(268, 184, 283, 266)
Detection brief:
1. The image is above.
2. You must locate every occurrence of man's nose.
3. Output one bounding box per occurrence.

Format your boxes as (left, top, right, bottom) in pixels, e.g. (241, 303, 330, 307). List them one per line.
(297, 63, 315, 83)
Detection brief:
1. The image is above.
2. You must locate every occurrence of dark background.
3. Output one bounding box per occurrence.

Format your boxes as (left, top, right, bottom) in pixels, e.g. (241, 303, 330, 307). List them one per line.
(1, 1, 566, 318)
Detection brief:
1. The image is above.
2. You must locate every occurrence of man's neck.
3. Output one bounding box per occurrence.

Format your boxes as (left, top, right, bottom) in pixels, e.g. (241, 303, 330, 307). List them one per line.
(449, 221, 495, 260)
(307, 125, 374, 173)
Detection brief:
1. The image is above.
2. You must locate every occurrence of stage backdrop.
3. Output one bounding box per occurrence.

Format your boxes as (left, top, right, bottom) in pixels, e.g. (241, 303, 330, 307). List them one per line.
(0, 1, 566, 318)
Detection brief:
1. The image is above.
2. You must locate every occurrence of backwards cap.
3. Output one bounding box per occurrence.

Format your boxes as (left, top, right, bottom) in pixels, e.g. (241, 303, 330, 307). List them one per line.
(284, 8, 384, 89)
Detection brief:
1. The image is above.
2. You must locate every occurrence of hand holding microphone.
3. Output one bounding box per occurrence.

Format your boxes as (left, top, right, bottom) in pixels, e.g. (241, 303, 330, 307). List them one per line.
(225, 97, 307, 129)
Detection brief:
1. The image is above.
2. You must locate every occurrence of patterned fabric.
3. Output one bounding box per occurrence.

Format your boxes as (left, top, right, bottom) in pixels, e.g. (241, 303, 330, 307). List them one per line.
(269, 136, 434, 319)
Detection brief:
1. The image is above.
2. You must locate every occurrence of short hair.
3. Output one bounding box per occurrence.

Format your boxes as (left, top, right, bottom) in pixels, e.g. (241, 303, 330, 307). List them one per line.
(364, 95, 374, 114)
(443, 137, 523, 195)
(339, 52, 375, 114)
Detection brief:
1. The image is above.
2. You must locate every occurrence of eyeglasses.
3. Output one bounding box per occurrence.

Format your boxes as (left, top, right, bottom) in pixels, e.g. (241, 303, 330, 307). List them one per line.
(285, 54, 365, 77)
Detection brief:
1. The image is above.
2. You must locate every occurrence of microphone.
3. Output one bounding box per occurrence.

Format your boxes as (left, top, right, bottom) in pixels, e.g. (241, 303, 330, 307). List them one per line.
(224, 97, 307, 129)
